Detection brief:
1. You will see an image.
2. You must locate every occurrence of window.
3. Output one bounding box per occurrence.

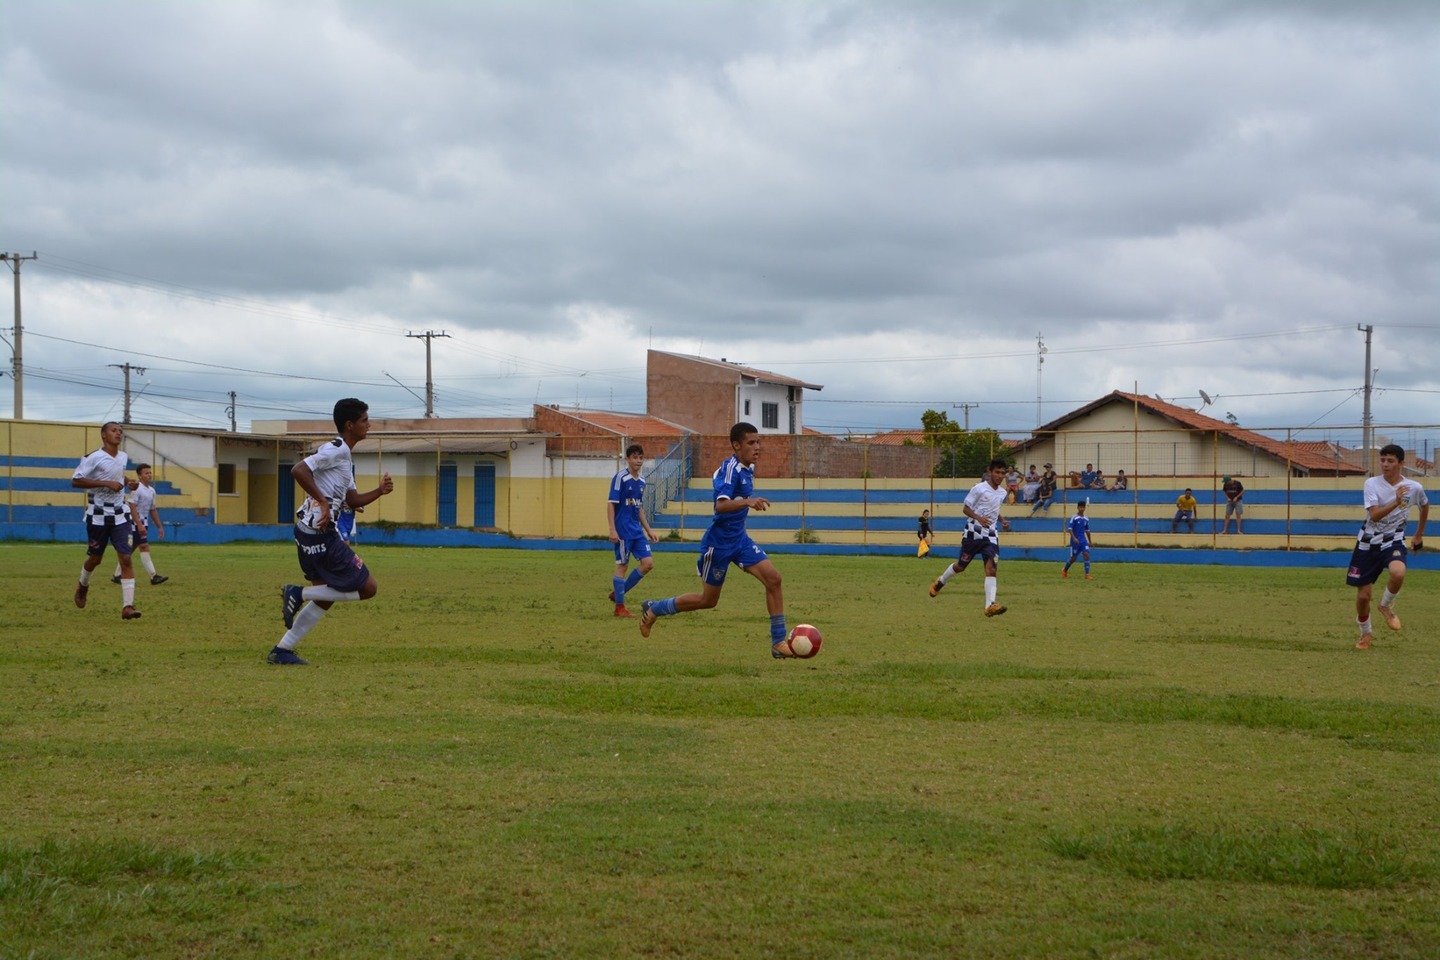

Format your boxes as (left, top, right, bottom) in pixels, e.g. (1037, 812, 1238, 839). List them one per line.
(743, 399, 751, 415)
(218, 462, 237, 495)
(761, 402, 779, 430)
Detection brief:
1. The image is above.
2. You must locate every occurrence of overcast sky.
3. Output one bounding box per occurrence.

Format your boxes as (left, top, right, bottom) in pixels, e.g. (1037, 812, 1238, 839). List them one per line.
(4, 0, 1437, 449)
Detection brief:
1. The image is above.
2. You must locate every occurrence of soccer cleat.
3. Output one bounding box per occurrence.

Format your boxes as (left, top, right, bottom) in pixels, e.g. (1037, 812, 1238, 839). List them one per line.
(771, 640, 796, 659)
(266, 646, 310, 665)
(121, 605, 141, 620)
(74, 582, 89, 609)
(1355, 635, 1372, 651)
(1061, 569, 1068, 579)
(1377, 605, 1401, 631)
(281, 584, 304, 629)
(1084, 574, 1093, 580)
(614, 605, 634, 618)
(111, 574, 121, 585)
(638, 600, 657, 638)
(984, 603, 1007, 618)
(929, 578, 944, 598)
(151, 574, 169, 585)
(608, 589, 616, 602)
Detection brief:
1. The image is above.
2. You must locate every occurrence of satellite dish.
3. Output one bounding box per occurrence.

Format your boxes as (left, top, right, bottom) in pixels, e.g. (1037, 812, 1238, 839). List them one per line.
(1198, 389, 1214, 407)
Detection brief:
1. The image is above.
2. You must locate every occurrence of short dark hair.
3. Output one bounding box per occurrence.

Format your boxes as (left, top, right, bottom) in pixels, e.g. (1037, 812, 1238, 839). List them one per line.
(625, 443, 644, 458)
(1380, 443, 1405, 461)
(101, 420, 120, 432)
(135, 462, 152, 473)
(333, 398, 368, 434)
(729, 422, 758, 443)
(988, 458, 1008, 472)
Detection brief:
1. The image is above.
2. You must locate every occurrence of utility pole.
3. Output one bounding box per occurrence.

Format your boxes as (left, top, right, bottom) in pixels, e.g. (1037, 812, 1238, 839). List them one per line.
(406, 330, 450, 418)
(1, 251, 37, 419)
(109, 362, 146, 424)
(1357, 324, 1374, 474)
(225, 391, 238, 432)
(953, 402, 979, 431)
(1035, 332, 1047, 430)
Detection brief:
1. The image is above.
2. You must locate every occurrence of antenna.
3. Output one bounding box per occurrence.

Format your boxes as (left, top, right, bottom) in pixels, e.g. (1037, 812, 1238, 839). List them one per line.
(1198, 389, 1214, 409)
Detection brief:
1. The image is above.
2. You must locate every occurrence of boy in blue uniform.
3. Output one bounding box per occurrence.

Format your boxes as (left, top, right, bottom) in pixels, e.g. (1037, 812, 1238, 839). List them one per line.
(607, 443, 659, 617)
(1062, 499, 1093, 579)
(638, 422, 797, 659)
(270, 398, 394, 665)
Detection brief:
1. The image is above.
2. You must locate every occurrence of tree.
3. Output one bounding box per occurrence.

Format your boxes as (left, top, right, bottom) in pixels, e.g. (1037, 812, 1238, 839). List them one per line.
(919, 409, 1007, 479)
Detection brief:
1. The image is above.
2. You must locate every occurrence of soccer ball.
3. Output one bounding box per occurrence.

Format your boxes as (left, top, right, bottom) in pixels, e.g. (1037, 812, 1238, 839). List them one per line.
(788, 623, 822, 659)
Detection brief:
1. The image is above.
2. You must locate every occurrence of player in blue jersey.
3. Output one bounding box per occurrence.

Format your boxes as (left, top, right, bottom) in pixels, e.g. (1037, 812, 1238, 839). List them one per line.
(929, 457, 1011, 616)
(638, 422, 797, 659)
(269, 398, 394, 665)
(607, 443, 660, 617)
(1062, 499, 1093, 579)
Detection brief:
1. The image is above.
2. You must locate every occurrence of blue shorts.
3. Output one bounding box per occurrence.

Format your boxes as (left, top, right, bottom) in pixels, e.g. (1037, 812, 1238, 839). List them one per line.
(613, 536, 653, 566)
(85, 518, 133, 558)
(1346, 543, 1406, 588)
(1070, 541, 1090, 557)
(294, 524, 371, 593)
(696, 535, 769, 588)
(956, 536, 1000, 568)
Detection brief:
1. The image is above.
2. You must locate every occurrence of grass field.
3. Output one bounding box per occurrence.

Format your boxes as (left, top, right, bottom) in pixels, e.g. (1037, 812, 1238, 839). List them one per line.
(2, 542, 1438, 959)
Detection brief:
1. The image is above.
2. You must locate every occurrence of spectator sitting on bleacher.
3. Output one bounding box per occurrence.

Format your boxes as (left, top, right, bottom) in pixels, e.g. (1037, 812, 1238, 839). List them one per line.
(1110, 470, 1128, 492)
(1074, 464, 1104, 490)
(1005, 465, 1022, 504)
(1172, 488, 1197, 533)
(1022, 465, 1040, 503)
(1029, 465, 1058, 515)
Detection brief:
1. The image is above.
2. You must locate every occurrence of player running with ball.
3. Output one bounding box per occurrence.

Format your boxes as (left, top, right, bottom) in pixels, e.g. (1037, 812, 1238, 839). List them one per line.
(929, 457, 1011, 617)
(637, 421, 798, 659)
(1348, 443, 1427, 650)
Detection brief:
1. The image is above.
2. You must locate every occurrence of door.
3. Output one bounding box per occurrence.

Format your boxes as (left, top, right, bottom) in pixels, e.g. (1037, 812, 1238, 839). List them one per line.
(474, 462, 496, 527)
(438, 462, 458, 527)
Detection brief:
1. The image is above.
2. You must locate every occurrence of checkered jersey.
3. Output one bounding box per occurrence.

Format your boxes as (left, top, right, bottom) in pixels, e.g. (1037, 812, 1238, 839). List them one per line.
(961, 479, 1008, 544)
(296, 437, 356, 532)
(1354, 475, 1428, 552)
(73, 447, 129, 521)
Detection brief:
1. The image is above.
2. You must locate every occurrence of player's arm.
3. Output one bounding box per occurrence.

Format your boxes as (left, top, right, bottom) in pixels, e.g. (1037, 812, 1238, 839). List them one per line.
(347, 472, 393, 509)
(606, 500, 621, 542)
(149, 505, 165, 539)
(71, 474, 124, 492)
(962, 503, 992, 528)
(716, 495, 768, 514)
(1413, 501, 1427, 550)
(291, 461, 334, 529)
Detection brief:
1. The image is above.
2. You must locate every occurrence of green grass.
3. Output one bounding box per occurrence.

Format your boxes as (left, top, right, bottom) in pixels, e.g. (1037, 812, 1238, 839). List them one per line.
(2, 542, 1438, 958)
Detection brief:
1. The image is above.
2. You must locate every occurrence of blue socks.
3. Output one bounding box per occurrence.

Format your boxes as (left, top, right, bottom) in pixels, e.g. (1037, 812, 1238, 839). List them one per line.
(624, 569, 644, 592)
(652, 597, 679, 617)
(770, 614, 786, 645)
(612, 576, 626, 605)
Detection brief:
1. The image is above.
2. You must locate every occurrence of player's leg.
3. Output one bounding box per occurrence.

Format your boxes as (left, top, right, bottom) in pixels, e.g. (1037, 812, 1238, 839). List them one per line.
(742, 558, 790, 656)
(1082, 548, 1092, 577)
(640, 547, 725, 637)
(1376, 557, 1407, 631)
(931, 551, 971, 596)
(618, 544, 654, 614)
(112, 524, 141, 619)
(611, 542, 630, 611)
(1354, 582, 1374, 648)
(76, 523, 106, 608)
(1063, 548, 1074, 576)
(982, 552, 1005, 616)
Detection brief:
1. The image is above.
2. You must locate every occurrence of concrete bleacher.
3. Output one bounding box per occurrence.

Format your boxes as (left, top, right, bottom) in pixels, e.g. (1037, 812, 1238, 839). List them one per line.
(655, 476, 1374, 551)
(0, 454, 200, 526)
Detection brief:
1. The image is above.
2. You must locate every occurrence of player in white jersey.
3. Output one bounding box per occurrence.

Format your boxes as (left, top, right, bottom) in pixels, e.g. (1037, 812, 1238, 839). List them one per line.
(269, 398, 394, 665)
(71, 421, 142, 619)
(1347, 444, 1427, 649)
(112, 463, 168, 586)
(928, 458, 1011, 616)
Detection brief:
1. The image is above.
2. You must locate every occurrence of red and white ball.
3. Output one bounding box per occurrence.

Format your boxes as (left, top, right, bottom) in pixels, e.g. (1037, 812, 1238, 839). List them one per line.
(788, 623, 823, 659)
